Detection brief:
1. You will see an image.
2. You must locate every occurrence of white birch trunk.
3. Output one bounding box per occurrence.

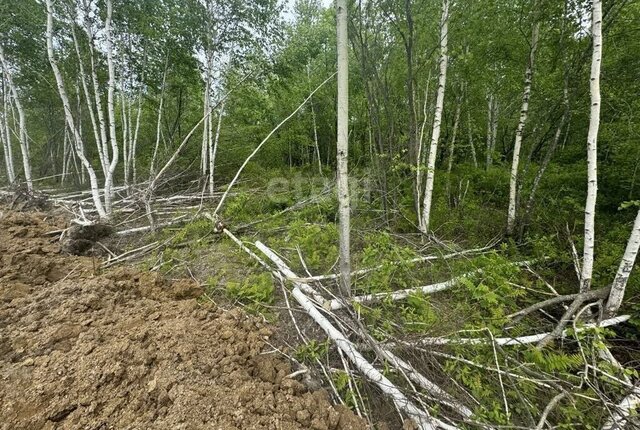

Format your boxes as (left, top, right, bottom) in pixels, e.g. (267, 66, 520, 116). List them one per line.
(581, 0, 603, 293)
(120, 84, 129, 186)
(46, 0, 107, 219)
(131, 90, 142, 184)
(604, 209, 640, 318)
(201, 78, 209, 176)
(415, 72, 432, 224)
(446, 96, 461, 195)
(85, 24, 110, 176)
(490, 99, 498, 161)
(70, 26, 107, 178)
(336, 0, 351, 296)
(255, 241, 445, 430)
(61, 126, 69, 184)
(307, 62, 322, 175)
(103, 0, 119, 216)
(1, 77, 15, 184)
(209, 102, 224, 196)
(467, 110, 477, 168)
(420, 0, 449, 234)
(601, 384, 640, 430)
(150, 63, 167, 176)
(0, 47, 33, 191)
(506, 21, 540, 235)
(485, 94, 493, 169)
(0, 89, 15, 184)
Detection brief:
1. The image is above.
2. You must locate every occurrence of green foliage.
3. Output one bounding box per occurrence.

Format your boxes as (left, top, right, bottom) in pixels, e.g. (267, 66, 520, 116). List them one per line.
(359, 232, 417, 294)
(455, 254, 525, 327)
(294, 339, 329, 363)
(282, 219, 338, 272)
(331, 370, 359, 411)
(224, 273, 274, 307)
(170, 218, 213, 245)
(522, 348, 583, 373)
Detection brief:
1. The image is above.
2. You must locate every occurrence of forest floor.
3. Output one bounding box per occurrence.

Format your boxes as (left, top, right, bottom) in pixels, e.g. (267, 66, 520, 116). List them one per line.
(0, 208, 366, 430)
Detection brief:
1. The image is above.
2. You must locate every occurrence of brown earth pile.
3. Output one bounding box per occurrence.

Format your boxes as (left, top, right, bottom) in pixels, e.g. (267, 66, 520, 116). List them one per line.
(0, 211, 366, 430)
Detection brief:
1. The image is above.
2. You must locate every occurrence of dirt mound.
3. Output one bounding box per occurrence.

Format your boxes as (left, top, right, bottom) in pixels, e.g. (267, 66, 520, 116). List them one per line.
(0, 211, 366, 430)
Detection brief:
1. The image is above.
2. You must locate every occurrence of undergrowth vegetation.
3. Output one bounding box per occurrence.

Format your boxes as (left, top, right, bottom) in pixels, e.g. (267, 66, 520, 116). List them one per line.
(138, 166, 640, 427)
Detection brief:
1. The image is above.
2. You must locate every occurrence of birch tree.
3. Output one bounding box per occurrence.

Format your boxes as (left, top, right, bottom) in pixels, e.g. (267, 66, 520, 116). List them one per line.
(506, 19, 540, 236)
(580, 0, 603, 293)
(419, 0, 449, 234)
(0, 76, 15, 184)
(45, 0, 107, 219)
(0, 46, 32, 191)
(604, 207, 640, 318)
(336, 0, 351, 296)
(103, 0, 119, 214)
(209, 102, 224, 195)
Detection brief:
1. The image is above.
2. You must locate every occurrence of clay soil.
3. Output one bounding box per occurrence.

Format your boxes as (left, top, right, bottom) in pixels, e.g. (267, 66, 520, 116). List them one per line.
(0, 210, 366, 430)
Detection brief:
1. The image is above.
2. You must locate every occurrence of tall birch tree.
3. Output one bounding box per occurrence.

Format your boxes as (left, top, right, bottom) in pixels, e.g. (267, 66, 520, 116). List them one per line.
(103, 0, 119, 214)
(0, 46, 32, 191)
(580, 0, 603, 293)
(506, 19, 540, 236)
(45, 0, 107, 219)
(0, 78, 15, 184)
(419, 0, 449, 234)
(336, 0, 351, 296)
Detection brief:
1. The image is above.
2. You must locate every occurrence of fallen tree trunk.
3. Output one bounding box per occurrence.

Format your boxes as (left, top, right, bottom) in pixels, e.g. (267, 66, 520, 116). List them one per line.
(292, 244, 496, 283)
(507, 286, 611, 323)
(254, 240, 455, 430)
(601, 384, 640, 430)
(329, 260, 533, 311)
(399, 315, 629, 347)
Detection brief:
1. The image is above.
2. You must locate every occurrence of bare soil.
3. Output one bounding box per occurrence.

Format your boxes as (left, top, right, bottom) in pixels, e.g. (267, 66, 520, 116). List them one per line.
(0, 210, 366, 430)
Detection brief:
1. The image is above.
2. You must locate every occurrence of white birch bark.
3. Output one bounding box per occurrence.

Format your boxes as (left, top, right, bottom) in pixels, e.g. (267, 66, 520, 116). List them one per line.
(490, 99, 498, 162)
(336, 0, 351, 296)
(604, 209, 640, 318)
(506, 21, 540, 235)
(307, 62, 322, 175)
(581, 0, 603, 293)
(120, 83, 129, 186)
(131, 89, 142, 184)
(403, 315, 629, 347)
(103, 0, 119, 215)
(0, 47, 33, 191)
(46, 0, 107, 219)
(201, 77, 210, 176)
(447, 98, 461, 176)
(209, 102, 224, 196)
(150, 61, 167, 176)
(1, 76, 15, 184)
(420, 0, 449, 234)
(84, 11, 110, 176)
(415, 72, 432, 223)
(254, 241, 447, 430)
(445, 96, 461, 201)
(467, 110, 477, 168)
(70, 26, 107, 178)
(601, 384, 640, 430)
